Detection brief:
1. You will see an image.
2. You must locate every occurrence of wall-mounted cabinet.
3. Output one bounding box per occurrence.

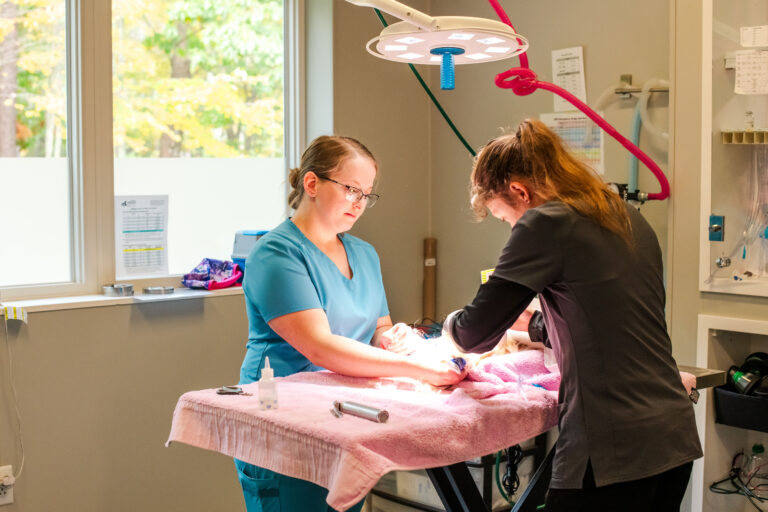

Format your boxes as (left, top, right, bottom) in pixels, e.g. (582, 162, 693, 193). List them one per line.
(693, 315, 768, 512)
(700, 0, 768, 297)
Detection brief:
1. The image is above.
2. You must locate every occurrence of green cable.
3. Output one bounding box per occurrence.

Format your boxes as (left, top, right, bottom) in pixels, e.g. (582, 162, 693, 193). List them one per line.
(373, 9, 477, 157)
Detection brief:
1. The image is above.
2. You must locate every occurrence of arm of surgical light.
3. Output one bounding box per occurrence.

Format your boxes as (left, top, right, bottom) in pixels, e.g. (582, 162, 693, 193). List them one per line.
(345, 0, 437, 31)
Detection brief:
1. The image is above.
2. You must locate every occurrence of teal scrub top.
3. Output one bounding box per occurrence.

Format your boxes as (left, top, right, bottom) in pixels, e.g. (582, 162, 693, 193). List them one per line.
(239, 218, 389, 384)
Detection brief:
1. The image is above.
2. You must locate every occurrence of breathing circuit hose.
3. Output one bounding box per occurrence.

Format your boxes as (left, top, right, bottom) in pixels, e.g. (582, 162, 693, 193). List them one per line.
(486, 0, 670, 201)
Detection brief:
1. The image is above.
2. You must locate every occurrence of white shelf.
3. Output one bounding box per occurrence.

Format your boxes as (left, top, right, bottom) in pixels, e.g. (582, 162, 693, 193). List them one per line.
(701, 276, 768, 298)
(0, 286, 243, 315)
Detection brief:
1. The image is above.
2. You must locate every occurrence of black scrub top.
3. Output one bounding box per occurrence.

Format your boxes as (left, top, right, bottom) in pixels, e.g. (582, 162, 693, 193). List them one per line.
(448, 201, 702, 489)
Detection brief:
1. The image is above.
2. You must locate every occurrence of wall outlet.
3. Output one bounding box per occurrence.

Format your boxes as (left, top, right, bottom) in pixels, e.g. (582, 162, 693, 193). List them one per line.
(0, 466, 13, 506)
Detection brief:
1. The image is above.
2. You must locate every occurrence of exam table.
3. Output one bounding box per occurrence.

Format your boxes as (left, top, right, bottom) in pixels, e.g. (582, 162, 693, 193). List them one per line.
(167, 350, 560, 511)
(166, 358, 722, 512)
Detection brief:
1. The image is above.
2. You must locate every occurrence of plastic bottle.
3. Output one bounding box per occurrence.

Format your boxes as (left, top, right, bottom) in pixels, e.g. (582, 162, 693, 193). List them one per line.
(741, 443, 767, 498)
(258, 357, 278, 410)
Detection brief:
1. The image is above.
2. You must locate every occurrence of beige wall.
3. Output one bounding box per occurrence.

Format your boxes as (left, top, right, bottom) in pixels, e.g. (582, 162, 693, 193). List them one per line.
(0, 296, 248, 512)
(336, 0, 433, 323)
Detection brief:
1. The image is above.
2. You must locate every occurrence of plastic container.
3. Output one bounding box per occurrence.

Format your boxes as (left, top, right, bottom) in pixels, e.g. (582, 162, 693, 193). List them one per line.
(741, 443, 768, 498)
(258, 357, 278, 410)
(232, 230, 269, 278)
(713, 385, 768, 433)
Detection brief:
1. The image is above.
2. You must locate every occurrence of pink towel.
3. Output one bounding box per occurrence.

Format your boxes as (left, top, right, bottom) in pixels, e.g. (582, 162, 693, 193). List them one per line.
(167, 357, 559, 511)
(457, 349, 561, 399)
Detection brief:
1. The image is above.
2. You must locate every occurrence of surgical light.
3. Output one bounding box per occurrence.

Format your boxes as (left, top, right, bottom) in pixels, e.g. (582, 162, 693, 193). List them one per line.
(346, 0, 528, 90)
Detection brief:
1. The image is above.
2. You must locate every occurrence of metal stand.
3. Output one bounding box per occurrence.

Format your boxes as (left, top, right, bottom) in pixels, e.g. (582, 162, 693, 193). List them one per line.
(371, 434, 552, 512)
(426, 462, 491, 512)
(424, 434, 552, 512)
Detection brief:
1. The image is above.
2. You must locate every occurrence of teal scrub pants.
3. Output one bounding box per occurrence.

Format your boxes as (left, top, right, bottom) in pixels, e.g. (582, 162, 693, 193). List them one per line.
(235, 459, 366, 512)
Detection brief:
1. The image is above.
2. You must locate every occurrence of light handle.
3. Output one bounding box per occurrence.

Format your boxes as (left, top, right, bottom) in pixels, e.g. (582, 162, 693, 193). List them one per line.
(345, 0, 437, 31)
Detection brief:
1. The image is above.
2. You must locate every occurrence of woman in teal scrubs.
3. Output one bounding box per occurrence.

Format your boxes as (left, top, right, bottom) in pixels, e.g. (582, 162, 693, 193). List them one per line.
(236, 135, 463, 512)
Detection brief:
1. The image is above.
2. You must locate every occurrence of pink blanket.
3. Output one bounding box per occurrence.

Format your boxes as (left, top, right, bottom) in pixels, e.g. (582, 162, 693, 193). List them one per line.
(167, 351, 560, 511)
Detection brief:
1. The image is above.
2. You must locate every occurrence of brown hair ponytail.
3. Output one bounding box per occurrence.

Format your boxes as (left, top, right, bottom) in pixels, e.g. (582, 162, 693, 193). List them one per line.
(470, 119, 632, 246)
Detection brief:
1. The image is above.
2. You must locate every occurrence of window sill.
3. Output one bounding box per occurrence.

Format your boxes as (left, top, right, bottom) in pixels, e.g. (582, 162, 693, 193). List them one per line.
(0, 286, 243, 316)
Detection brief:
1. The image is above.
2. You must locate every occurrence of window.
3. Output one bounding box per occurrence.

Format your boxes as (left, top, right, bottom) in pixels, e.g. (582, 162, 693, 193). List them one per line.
(0, 1, 72, 288)
(112, 0, 288, 277)
(0, 0, 302, 299)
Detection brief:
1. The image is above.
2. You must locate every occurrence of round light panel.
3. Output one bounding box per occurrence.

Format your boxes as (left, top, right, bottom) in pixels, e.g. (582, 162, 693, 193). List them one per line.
(367, 16, 528, 65)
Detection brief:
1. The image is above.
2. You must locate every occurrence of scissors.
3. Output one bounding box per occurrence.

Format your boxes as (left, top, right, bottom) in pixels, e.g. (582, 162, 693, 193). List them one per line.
(216, 385, 251, 396)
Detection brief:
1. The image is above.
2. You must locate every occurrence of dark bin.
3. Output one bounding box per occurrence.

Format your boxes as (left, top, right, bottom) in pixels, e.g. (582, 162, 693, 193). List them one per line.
(713, 385, 768, 433)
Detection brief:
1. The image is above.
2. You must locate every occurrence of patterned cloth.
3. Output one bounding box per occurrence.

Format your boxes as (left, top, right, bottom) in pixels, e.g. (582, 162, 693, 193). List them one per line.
(181, 258, 241, 290)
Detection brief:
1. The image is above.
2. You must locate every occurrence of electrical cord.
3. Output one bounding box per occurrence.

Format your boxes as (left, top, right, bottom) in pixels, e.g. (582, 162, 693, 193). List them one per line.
(710, 451, 766, 511)
(503, 445, 523, 496)
(409, 318, 442, 338)
(495, 450, 513, 504)
(1, 310, 25, 483)
(495, 445, 524, 505)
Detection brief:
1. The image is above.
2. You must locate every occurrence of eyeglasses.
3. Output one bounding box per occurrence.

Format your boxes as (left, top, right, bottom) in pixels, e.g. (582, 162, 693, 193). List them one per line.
(319, 177, 380, 208)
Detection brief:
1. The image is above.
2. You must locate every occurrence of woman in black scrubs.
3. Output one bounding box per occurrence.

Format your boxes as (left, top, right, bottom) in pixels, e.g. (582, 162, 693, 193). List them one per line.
(443, 119, 702, 512)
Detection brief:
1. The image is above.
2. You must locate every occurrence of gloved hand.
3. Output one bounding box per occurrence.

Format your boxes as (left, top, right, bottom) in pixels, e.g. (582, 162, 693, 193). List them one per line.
(380, 323, 425, 355)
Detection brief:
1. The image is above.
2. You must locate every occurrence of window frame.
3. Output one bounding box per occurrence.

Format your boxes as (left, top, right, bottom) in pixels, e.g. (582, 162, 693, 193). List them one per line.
(1, 0, 305, 301)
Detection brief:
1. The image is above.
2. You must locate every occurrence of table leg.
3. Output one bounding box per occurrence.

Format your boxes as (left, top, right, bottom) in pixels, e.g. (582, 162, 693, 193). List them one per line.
(426, 462, 490, 512)
(511, 444, 556, 512)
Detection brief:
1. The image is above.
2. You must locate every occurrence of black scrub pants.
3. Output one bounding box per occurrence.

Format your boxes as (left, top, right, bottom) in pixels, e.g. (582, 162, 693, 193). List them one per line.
(544, 460, 693, 512)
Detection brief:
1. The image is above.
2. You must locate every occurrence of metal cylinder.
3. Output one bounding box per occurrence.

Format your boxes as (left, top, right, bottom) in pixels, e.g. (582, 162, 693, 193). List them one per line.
(334, 401, 389, 423)
(103, 283, 134, 296)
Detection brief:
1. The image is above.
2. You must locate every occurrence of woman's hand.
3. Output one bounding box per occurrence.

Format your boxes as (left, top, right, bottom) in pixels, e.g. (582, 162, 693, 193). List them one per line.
(417, 357, 467, 387)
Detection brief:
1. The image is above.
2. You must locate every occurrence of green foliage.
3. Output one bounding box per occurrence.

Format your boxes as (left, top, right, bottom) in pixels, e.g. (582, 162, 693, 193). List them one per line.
(4, 0, 284, 158)
(4, 0, 68, 157)
(113, 0, 284, 158)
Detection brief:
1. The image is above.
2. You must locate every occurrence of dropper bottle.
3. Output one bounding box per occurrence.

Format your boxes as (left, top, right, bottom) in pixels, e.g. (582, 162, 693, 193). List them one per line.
(258, 356, 278, 410)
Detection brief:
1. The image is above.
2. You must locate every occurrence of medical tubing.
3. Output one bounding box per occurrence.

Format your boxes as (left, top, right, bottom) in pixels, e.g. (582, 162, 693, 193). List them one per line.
(706, 147, 768, 283)
(638, 78, 670, 141)
(628, 105, 642, 192)
(495, 70, 670, 200)
(592, 82, 624, 114)
(587, 81, 625, 165)
(374, 9, 476, 157)
(487, 0, 669, 200)
(487, 0, 529, 69)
